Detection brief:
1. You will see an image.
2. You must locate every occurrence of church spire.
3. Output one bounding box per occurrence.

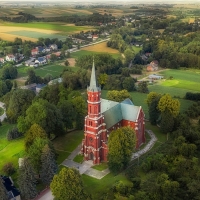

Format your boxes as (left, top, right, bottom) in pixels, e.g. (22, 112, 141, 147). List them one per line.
(88, 59, 100, 91)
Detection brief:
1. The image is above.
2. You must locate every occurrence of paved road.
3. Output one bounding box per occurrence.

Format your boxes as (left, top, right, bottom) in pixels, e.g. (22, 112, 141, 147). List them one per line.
(0, 102, 6, 122)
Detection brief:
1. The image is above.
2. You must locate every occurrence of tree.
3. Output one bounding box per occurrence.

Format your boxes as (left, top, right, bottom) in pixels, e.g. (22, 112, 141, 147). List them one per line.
(122, 77, 136, 91)
(18, 158, 37, 200)
(98, 73, 108, 89)
(124, 48, 135, 65)
(108, 127, 136, 173)
(107, 89, 132, 102)
(137, 81, 148, 93)
(6, 89, 35, 123)
(158, 94, 180, 118)
(160, 110, 175, 134)
(50, 167, 87, 200)
(50, 54, 57, 62)
(72, 96, 87, 129)
(58, 100, 75, 129)
(27, 137, 54, 173)
(40, 144, 58, 186)
(0, 81, 8, 97)
(24, 124, 47, 152)
(17, 99, 64, 137)
(0, 177, 8, 200)
(146, 92, 162, 125)
(64, 59, 70, 66)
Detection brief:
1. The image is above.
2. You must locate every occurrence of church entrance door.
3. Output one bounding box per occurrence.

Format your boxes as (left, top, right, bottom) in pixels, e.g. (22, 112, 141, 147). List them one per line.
(89, 152, 94, 160)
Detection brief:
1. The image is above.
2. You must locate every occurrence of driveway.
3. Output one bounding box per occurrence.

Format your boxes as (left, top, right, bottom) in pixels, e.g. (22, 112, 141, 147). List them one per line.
(0, 102, 6, 122)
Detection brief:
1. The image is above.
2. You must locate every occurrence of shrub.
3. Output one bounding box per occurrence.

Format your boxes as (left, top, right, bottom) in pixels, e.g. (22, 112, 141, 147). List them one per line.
(2, 162, 15, 175)
(7, 127, 23, 141)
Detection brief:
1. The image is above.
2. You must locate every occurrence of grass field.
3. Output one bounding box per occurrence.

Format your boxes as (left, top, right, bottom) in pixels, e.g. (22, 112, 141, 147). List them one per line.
(72, 50, 120, 59)
(53, 130, 84, 164)
(82, 41, 119, 54)
(6, 30, 67, 41)
(0, 123, 24, 173)
(132, 45, 142, 54)
(149, 69, 200, 98)
(0, 22, 94, 41)
(101, 90, 193, 119)
(82, 173, 131, 199)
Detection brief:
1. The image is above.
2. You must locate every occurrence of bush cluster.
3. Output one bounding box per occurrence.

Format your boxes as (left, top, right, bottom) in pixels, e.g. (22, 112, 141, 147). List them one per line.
(7, 127, 23, 141)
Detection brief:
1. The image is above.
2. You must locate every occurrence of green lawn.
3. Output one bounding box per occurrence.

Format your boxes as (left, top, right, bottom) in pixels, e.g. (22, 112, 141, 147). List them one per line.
(35, 64, 65, 78)
(132, 46, 142, 54)
(82, 173, 131, 199)
(92, 162, 108, 171)
(152, 69, 200, 95)
(53, 130, 84, 164)
(73, 154, 84, 163)
(0, 123, 24, 172)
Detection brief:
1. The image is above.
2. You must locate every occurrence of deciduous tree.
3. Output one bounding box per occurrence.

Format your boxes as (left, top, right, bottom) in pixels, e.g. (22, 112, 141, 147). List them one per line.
(50, 167, 87, 200)
(17, 99, 64, 137)
(107, 89, 132, 102)
(108, 127, 136, 173)
(24, 123, 47, 151)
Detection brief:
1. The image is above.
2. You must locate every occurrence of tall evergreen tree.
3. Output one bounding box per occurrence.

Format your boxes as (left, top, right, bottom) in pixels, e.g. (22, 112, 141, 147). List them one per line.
(0, 177, 8, 200)
(18, 158, 37, 200)
(40, 144, 58, 186)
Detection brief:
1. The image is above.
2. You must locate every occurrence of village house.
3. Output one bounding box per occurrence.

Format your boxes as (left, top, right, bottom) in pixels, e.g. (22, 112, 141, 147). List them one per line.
(35, 57, 47, 65)
(31, 48, 39, 56)
(146, 60, 159, 72)
(1, 175, 21, 200)
(0, 57, 5, 63)
(92, 34, 99, 41)
(81, 62, 145, 164)
(50, 44, 58, 51)
(6, 54, 16, 62)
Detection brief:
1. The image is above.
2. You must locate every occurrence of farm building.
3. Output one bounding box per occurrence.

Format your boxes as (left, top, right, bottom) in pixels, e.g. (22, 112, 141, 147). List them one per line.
(6, 54, 16, 62)
(146, 60, 159, 72)
(148, 74, 163, 80)
(81, 62, 145, 164)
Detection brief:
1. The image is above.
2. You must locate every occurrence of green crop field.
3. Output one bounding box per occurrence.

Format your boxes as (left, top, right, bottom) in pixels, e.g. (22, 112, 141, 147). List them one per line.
(2, 22, 94, 33)
(71, 50, 120, 59)
(6, 30, 67, 41)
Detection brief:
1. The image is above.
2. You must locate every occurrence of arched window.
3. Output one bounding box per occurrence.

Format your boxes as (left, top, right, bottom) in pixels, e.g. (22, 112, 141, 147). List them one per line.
(94, 106, 97, 114)
(89, 106, 91, 113)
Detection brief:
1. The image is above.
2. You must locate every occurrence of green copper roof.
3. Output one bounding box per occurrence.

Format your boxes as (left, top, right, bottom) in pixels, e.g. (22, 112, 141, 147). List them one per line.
(101, 98, 141, 129)
(88, 61, 100, 92)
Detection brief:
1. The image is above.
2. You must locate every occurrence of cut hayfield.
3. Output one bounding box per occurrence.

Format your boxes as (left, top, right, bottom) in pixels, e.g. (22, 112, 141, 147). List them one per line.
(82, 42, 119, 54)
(0, 32, 37, 42)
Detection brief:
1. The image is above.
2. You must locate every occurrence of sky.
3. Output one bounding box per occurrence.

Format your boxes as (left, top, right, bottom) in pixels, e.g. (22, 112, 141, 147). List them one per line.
(0, 0, 198, 2)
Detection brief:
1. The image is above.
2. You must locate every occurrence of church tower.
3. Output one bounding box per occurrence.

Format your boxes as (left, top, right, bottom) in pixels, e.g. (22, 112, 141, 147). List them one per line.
(81, 61, 107, 164)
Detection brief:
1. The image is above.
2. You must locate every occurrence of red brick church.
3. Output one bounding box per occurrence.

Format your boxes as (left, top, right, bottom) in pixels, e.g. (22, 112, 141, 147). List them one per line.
(81, 62, 145, 164)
